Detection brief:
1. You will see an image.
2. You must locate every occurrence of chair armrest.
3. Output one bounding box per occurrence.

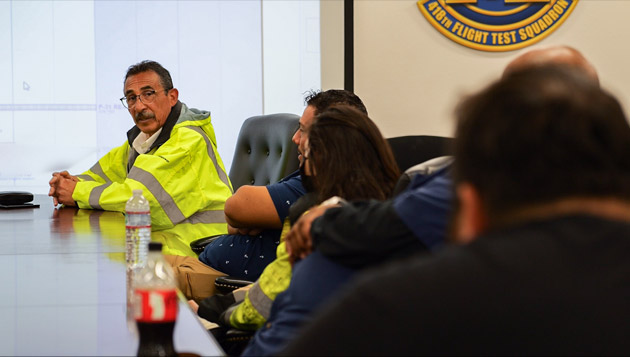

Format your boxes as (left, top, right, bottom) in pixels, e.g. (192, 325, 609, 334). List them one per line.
(225, 328, 255, 340)
(210, 327, 254, 356)
(215, 276, 254, 295)
(189, 234, 224, 255)
(223, 328, 255, 355)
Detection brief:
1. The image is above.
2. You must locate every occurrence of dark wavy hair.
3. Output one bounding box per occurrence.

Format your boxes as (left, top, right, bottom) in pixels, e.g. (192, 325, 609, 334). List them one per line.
(454, 65, 630, 222)
(124, 60, 173, 91)
(306, 105, 400, 202)
(305, 89, 368, 116)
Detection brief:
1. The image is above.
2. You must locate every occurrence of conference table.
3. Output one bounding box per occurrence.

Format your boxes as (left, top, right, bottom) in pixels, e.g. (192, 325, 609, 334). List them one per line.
(0, 195, 224, 356)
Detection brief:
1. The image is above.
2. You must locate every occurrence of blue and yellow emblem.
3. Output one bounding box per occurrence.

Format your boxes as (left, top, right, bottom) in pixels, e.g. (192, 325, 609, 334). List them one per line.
(417, 0, 578, 52)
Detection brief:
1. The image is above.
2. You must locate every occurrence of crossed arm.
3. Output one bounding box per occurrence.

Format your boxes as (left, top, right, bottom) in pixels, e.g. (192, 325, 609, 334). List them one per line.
(224, 185, 283, 235)
(285, 200, 423, 268)
(50, 166, 283, 231)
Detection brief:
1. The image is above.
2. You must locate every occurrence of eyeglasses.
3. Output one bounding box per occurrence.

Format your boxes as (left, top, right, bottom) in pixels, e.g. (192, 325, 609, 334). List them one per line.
(120, 89, 169, 109)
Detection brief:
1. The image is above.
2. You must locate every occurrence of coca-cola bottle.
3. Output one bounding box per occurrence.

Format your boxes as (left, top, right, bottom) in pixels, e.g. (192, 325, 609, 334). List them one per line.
(133, 242, 178, 357)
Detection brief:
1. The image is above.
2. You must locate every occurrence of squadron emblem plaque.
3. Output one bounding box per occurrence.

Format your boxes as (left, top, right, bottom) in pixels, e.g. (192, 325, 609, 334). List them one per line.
(417, 0, 578, 52)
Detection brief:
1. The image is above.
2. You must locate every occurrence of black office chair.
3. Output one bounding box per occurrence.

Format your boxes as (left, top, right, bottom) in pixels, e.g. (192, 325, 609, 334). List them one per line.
(386, 135, 454, 173)
(189, 113, 300, 254)
(386, 135, 454, 196)
(228, 113, 301, 191)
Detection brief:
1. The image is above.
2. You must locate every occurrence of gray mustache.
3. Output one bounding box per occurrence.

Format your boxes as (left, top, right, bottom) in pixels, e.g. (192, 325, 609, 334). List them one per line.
(135, 111, 155, 121)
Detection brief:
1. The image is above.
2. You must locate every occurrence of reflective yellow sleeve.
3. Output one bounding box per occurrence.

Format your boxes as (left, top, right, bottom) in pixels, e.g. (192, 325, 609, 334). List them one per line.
(229, 219, 293, 329)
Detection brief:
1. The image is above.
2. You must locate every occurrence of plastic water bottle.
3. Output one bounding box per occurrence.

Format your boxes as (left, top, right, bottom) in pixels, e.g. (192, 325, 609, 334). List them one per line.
(133, 242, 178, 357)
(126, 189, 151, 269)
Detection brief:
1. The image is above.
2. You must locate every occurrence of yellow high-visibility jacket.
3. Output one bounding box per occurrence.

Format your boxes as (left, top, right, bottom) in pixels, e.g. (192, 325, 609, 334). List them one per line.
(72, 101, 233, 256)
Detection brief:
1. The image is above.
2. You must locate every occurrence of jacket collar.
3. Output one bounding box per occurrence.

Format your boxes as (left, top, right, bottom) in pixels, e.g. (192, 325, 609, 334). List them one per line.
(126, 100, 183, 151)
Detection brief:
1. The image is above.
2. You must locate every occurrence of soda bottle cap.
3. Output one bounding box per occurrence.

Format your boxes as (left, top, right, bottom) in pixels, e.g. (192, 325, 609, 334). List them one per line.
(148, 242, 163, 252)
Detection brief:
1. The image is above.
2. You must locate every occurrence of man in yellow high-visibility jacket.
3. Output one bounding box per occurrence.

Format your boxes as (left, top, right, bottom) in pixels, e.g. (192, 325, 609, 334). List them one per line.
(48, 60, 233, 256)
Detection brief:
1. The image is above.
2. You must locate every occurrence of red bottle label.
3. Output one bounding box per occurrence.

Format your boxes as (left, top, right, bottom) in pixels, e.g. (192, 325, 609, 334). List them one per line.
(134, 289, 178, 322)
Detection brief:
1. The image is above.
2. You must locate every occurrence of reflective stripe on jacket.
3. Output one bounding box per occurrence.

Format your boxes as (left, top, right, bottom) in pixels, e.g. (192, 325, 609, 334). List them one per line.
(72, 103, 233, 256)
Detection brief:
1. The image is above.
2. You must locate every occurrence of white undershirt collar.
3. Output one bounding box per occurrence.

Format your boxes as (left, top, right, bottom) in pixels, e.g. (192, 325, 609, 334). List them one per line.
(132, 127, 163, 154)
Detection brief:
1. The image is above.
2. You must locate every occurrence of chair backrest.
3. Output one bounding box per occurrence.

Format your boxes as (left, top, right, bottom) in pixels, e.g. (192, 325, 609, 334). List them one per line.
(386, 135, 454, 173)
(229, 113, 300, 191)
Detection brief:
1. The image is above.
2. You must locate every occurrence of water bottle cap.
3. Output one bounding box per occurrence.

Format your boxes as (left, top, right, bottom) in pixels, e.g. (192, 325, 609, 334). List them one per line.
(133, 189, 143, 195)
(148, 242, 163, 252)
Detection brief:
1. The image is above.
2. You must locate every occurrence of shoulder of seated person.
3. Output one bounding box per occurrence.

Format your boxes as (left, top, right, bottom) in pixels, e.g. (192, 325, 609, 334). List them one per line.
(405, 156, 453, 176)
(233, 185, 268, 195)
(320, 196, 348, 206)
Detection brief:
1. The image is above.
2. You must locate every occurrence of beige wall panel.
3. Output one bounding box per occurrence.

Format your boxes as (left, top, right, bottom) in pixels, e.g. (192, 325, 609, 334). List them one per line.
(321, 0, 345, 90)
(350, 0, 630, 138)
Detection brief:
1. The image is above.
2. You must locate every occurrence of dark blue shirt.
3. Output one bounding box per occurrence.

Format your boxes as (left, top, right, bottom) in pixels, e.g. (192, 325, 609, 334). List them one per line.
(392, 166, 452, 251)
(267, 170, 306, 222)
(198, 171, 305, 280)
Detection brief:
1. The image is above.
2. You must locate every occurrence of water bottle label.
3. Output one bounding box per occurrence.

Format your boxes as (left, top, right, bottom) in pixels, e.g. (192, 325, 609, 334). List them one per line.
(134, 289, 178, 322)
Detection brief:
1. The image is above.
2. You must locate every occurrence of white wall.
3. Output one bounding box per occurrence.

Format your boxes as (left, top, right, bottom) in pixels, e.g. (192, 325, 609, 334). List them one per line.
(323, 0, 630, 139)
(263, 0, 321, 116)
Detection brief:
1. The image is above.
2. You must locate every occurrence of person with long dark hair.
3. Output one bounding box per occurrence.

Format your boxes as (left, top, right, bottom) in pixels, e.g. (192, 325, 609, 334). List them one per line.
(304, 106, 400, 203)
(190, 104, 400, 352)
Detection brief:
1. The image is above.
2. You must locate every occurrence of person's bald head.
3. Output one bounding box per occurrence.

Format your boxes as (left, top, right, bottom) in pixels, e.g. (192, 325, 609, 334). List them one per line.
(504, 46, 599, 85)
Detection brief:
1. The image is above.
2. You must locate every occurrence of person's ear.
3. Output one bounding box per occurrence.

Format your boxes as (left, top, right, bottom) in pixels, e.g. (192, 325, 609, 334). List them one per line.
(167, 88, 179, 106)
(454, 182, 487, 244)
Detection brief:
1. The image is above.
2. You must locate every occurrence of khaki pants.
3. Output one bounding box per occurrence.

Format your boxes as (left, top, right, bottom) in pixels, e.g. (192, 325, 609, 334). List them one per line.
(164, 255, 227, 302)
